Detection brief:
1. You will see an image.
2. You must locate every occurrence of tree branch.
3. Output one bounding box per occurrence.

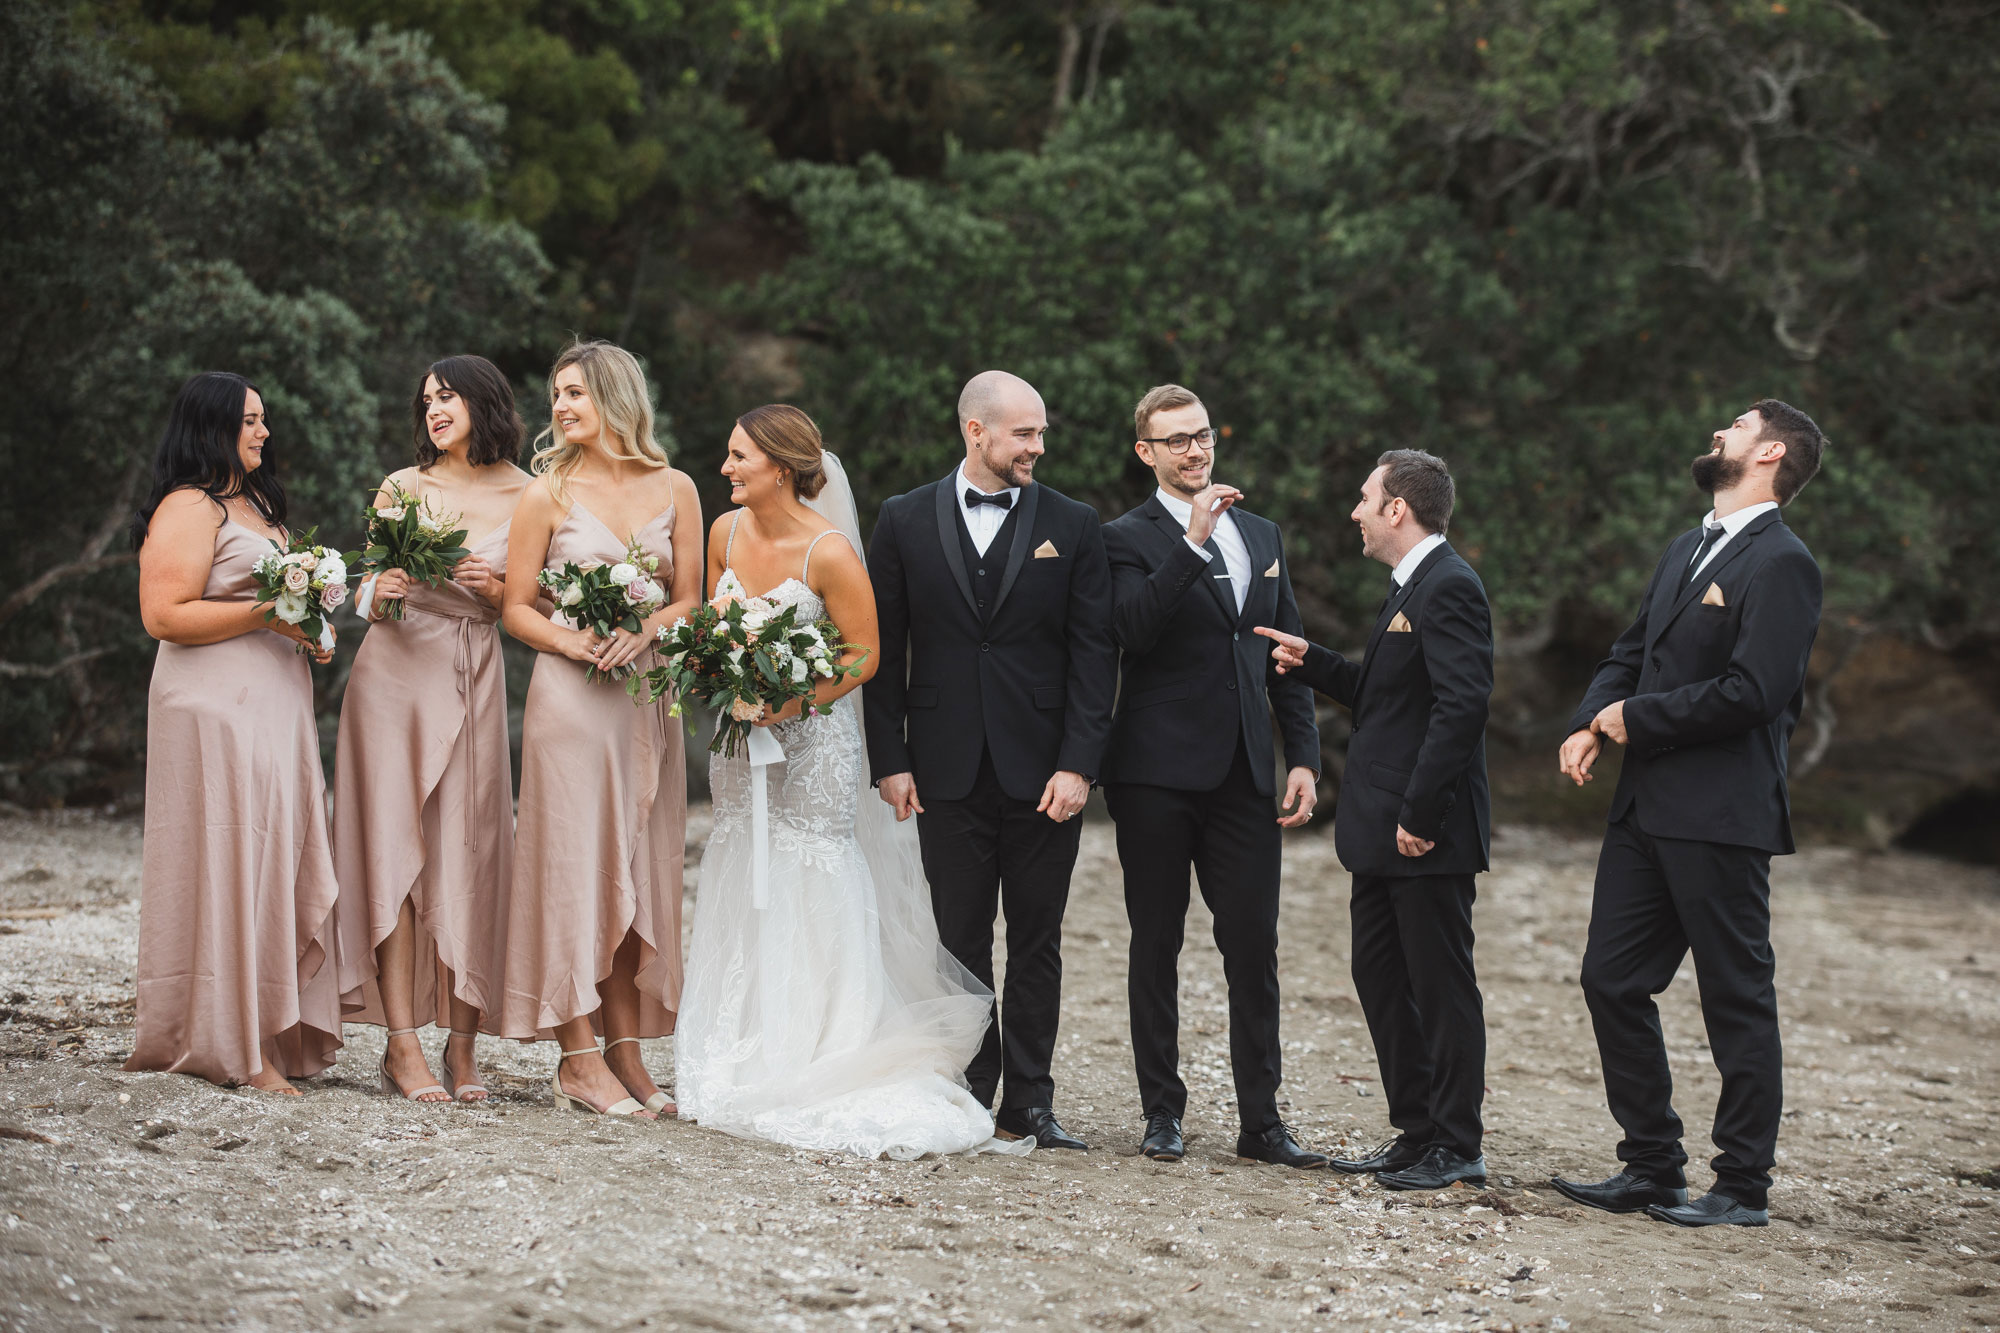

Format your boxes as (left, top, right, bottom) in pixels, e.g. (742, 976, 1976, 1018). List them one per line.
(0, 647, 117, 679)
(0, 454, 145, 631)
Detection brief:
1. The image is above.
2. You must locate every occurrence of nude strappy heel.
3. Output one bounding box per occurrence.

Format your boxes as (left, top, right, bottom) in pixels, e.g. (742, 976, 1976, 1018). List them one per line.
(551, 1044, 648, 1116)
(605, 1035, 675, 1115)
(379, 1027, 449, 1102)
(443, 1029, 488, 1102)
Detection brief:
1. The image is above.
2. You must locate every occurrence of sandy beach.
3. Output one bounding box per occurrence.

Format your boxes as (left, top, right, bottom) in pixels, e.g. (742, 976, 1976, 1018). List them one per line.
(1, 807, 1996, 1332)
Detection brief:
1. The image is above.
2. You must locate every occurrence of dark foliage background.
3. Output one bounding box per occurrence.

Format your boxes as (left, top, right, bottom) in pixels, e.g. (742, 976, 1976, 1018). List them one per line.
(5, 0, 1996, 855)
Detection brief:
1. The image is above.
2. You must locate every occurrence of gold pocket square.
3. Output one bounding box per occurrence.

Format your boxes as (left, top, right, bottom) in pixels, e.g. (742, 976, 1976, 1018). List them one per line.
(1388, 612, 1413, 633)
(1263, 559, 1279, 577)
(1702, 582, 1726, 607)
(1033, 539, 1059, 559)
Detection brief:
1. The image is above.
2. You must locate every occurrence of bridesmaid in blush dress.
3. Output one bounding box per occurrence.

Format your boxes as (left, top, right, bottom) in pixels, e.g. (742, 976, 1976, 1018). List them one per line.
(498, 340, 703, 1118)
(128, 372, 341, 1095)
(332, 355, 531, 1103)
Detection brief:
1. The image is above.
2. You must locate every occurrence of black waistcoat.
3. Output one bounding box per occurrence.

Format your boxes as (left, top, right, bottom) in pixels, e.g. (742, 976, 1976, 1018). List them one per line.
(955, 501, 1024, 622)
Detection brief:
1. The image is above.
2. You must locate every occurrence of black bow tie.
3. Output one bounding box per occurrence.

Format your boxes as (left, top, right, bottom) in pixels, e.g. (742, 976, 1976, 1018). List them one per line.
(965, 488, 1013, 511)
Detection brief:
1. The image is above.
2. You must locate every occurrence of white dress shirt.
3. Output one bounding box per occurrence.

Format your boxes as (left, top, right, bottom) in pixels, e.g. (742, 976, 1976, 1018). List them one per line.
(1155, 487, 1250, 614)
(956, 464, 1021, 558)
(1688, 500, 1779, 580)
(1391, 531, 1447, 588)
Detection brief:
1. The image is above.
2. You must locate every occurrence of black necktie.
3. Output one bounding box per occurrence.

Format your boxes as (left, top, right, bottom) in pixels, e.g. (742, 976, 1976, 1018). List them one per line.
(965, 488, 1012, 511)
(1686, 524, 1725, 583)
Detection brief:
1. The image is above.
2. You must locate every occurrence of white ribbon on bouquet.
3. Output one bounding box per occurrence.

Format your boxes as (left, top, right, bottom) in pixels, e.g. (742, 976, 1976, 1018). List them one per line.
(742, 722, 785, 910)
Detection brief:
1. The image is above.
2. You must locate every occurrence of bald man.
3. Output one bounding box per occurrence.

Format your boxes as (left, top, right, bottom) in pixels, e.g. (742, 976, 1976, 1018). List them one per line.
(863, 370, 1118, 1150)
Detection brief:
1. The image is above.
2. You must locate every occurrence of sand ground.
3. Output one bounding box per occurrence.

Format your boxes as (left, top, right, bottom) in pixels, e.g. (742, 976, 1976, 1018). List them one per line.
(1, 807, 1997, 1332)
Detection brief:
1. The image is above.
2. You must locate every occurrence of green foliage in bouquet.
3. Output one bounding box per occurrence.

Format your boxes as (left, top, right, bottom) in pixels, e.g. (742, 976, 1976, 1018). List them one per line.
(343, 481, 471, 621)
(643, 595, 866, 758)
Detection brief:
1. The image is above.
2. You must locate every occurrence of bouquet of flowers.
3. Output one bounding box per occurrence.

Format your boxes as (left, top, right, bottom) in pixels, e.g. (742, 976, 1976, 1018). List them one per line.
(250, 530, 347, 656)
(642, 577, 865, 757)
(536, 534, 667, 683)
(344, 481, 471, 621)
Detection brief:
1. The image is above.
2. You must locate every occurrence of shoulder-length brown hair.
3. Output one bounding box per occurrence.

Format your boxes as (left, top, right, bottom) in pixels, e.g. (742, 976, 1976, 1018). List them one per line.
(412, 354, 525, 467)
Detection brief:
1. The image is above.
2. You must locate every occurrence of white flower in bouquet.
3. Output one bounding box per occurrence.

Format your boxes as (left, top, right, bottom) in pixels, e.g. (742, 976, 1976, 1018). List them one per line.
(282, 564, 311, 593)
(609, 563, 638, 586)
(561, 583, 584, 608)
(729, 697, 764, 722)
(275, 590, 309, 624)
(790, 656, 808, 684)
(419, 513, 444, 535)
(321, 580, 348, 610)
(297, 552, 318, 573)
(816, 658, 835, 678)
(379, 505, 407, 522)
(727, 645, 745, 667)
(317, 554, 346, 584)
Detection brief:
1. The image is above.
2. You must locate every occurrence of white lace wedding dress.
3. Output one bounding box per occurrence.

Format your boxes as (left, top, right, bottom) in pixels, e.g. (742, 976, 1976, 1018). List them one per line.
(675, 478, 1028, 1160)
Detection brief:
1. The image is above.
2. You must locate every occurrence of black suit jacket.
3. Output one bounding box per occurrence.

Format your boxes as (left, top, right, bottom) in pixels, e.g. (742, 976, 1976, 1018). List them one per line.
(1569, 508, 1822, 855)
(1100, 497, 1319, 795)
(864, 470, 1118, 803)
(1290, 543, 1494, 878)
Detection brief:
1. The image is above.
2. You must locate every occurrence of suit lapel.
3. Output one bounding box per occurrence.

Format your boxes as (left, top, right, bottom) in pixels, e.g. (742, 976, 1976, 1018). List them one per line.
(1148, 498, 1236, 622)
(932, 469, 980, 620)
(987, 479, 1040, 619)
(1232, 516, 1269, 629)
(1353, 542, 1451, 700)
(1649, 510, 1783, 646)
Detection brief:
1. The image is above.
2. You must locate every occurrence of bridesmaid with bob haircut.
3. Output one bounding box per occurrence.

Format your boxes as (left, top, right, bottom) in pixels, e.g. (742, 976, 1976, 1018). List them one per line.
(332, 354, 531, 1102)
(128, 371, 341, 1094)
(499, 339, 702, 1117)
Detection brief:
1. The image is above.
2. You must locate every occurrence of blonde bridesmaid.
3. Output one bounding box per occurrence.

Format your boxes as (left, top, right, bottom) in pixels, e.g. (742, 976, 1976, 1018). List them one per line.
(498, 340, 702, 1117)
(331, 355, 531, 1103)
(128, 372, 341, 1094)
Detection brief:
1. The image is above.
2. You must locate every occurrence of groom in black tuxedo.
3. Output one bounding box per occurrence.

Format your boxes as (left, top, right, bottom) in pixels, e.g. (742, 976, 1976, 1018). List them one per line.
(863, 370, 1118, 1150)
(1100, 383, 1327, 1169)
(1552, 400, 1825, 1228)
(1256, 450, 1494, 1192)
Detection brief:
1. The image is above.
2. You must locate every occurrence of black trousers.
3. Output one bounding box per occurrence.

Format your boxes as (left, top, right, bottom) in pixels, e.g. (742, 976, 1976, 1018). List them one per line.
(1106, 741, 1284, 1133)
(1579, 810, 1780, 1207)
(916, 750, 1083, 1110)
(1348, 870, 1486, 1159)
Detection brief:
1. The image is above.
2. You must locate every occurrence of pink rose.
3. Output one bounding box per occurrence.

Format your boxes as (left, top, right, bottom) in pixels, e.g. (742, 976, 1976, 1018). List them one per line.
(283, 564, 310, 593)
(320, 580, 348, 609)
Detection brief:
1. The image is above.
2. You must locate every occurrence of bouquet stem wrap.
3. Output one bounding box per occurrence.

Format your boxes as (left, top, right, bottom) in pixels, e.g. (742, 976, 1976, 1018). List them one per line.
(742, 724, 786, 910)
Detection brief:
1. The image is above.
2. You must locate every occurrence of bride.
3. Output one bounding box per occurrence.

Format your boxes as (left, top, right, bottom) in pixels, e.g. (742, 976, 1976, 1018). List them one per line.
(674, 405, 1029, 1159)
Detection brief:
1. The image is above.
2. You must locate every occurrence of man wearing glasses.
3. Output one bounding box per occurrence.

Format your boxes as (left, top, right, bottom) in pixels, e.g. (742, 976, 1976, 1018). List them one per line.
(1098, 384, 1327, 1168)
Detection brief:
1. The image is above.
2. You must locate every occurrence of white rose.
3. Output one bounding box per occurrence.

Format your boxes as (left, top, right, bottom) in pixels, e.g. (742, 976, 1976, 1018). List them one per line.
(609, 563, 638, 586)
(560, 583, 584, 608)
(283, 564, 310, 593)
(317, 555, 346, 584)
(741, 609, 769, 634)
(274, 590, 309, 624)
(378, 505, 407, 522)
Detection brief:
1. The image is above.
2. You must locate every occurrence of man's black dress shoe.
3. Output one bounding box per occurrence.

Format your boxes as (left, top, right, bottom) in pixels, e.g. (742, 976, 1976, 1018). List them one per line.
(1647, 1191, 1768, 1228)
(1330, 1135, 1429, 1176)
(995, 1107, 1086, 1151)
(1378, 1145, 1487, 1191)
(1235, 1123, 1329, 1169)
(1550, 1171, 1689, 1214)
(1140, 1112, 1183, 1161)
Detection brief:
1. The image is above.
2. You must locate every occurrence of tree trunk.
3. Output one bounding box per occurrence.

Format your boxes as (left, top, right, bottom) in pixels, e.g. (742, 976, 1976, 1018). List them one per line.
(1082, 5, 1119, 105)
(1052, 4, 1082, 116)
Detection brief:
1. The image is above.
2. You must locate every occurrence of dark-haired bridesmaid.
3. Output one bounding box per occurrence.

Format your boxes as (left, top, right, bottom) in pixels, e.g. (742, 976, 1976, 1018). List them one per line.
(129, 372, 341, 1094)
(332, 355, 531, 1103)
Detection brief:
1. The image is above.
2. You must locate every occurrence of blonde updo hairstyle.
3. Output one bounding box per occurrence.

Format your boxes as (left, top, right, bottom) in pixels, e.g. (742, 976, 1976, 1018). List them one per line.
(736, 404, 827, 499)
(531, 339, 671, 499)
